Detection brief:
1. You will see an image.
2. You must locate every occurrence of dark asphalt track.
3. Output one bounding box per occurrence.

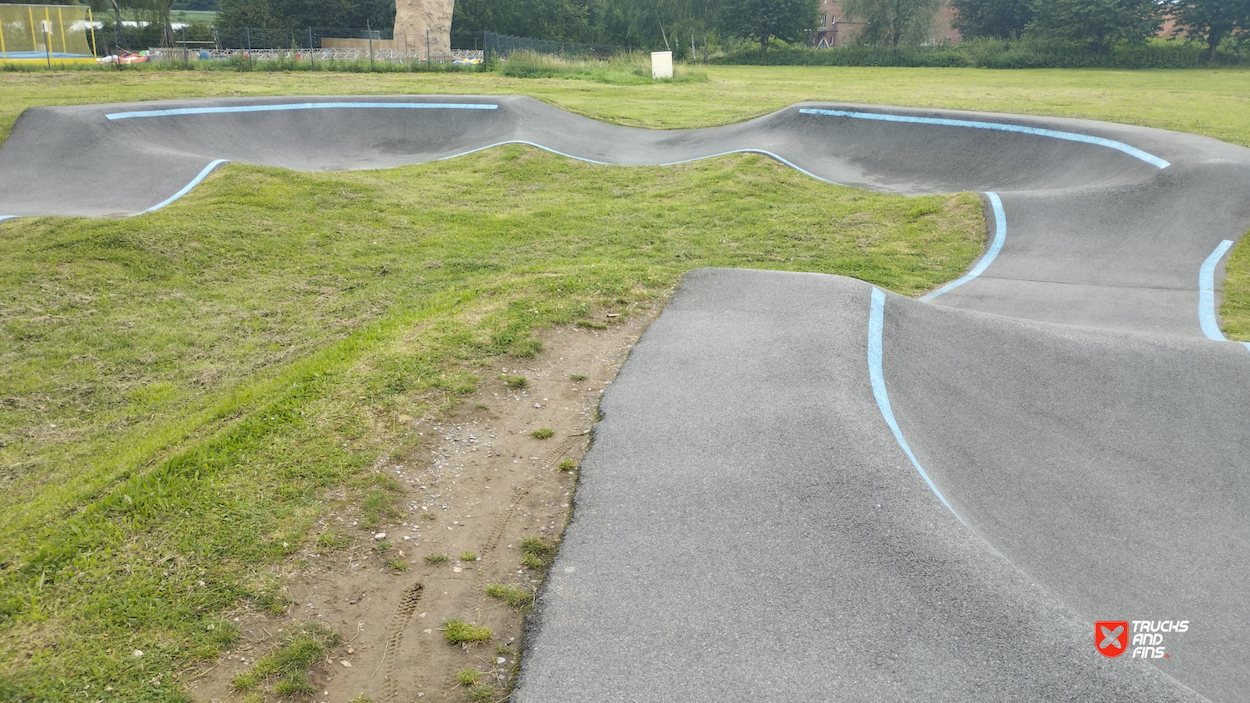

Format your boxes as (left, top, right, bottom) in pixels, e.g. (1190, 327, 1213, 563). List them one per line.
(1, 96, 1247, 700)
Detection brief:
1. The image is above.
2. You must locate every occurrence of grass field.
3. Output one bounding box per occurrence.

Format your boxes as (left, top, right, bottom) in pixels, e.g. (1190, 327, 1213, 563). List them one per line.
(1, 65, 1248, 699)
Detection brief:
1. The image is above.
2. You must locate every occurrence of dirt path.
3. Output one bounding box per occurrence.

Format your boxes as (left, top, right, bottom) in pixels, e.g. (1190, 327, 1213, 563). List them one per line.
(188, 307, 659, 702)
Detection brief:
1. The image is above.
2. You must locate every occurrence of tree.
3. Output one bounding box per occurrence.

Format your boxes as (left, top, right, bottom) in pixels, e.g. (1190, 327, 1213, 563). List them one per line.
(453, 0, 633, 45)
(951, 0, 1033, 39)
(218, 0, 395, 30)
(718, 0, 818, 55)
(1027, 0, 1161, 53)
(1165, 0, 1250, 60)
(842, 0, 942, 45)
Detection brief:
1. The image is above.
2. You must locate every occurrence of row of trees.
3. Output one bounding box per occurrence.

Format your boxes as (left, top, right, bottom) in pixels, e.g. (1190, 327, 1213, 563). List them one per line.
(953, 0, 1250, 58)
(457, 0, 1250, 57)
(9, 0, 1243, 59)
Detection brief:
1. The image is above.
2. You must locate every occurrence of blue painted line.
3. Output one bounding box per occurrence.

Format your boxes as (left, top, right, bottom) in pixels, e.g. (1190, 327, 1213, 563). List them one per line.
(1198, 240, 1250, 353)
(131, 159, 228, 216)
(922, 192, 1006, 302)
(800, 108, 1170, 169)
(868, 288, 965, 523)
(435, 140, 612, 166)
(660, 149, 844, 185)
(106, 102, 499, 120)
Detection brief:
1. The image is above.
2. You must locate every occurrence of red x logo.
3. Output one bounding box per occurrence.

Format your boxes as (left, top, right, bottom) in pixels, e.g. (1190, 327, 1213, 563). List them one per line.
(1096, 621, 1129, 657)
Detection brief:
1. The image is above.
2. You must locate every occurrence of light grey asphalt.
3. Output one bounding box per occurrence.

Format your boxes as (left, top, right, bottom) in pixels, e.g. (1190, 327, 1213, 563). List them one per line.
(2, 97, 1248, 700)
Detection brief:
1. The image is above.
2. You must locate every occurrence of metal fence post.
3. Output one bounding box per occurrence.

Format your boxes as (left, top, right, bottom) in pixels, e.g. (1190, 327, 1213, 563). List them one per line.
(246, 26, 251, 69)
(182, 25, 188, 68)
(308, 27, 314, 68)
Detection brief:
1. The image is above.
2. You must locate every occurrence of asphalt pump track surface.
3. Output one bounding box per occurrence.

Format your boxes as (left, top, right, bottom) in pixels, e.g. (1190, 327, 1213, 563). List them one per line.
(2, 96, 1248, 701)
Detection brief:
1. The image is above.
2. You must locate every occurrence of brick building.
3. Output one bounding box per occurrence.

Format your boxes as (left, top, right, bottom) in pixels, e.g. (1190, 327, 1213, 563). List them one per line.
(811, 0, 962, 47)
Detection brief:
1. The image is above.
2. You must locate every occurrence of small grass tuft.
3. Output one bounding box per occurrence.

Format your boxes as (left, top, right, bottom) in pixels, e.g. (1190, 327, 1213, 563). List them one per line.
(510, 339, 543, 358)
(231, 623, 340, 696)
(460, 550, 478, 561)
(531, 428, 554, 439)
(443, 619, 494, 645)
(457, 667, 482, 686)
(486, 583, 534, 609)
(570, 374, 588, 381)
(468, 685, 497, 703)
(501, 374, 528, 389)
(361, 484, 402, 530)
(315, 530, 349, 553)
(385, 556, 409, 571)
(521, 552, 545, 569)
(521, 536, 555, 559)
(576, 319, 608, 330)
(375, 540, 393, 554)
(425, 553, 449, 564)
(274, 671, 317, 695)
(557, 458, 576, 472)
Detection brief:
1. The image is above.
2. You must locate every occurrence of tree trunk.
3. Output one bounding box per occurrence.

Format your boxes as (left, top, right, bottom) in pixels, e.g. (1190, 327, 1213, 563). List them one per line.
(760, 35, 768, 56)
(110, 0, 122, 49)
(1207, 27, 1224, 62)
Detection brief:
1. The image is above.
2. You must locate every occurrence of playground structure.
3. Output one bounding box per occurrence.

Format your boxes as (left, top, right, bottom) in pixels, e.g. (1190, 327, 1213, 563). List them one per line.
(0, 3, 96, 65)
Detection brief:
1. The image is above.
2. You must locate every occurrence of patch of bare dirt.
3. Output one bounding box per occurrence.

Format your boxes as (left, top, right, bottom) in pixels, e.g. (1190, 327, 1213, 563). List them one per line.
(188, 307, 659, 703)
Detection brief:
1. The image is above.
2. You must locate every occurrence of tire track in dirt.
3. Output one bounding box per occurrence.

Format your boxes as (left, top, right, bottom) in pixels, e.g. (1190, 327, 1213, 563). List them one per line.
(472, 429, 590, 592)
(380, 581, 424, 703)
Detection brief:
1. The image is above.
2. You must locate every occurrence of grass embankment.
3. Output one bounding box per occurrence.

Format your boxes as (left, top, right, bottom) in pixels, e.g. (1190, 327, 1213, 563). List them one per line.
(3, 66, 1248, 335)
(4, 65, 1250, 146)
(0, 147, 985, 698)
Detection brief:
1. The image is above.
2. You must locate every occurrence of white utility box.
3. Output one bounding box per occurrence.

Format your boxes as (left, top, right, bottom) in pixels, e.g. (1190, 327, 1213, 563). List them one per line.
(651, 51, 673, 79)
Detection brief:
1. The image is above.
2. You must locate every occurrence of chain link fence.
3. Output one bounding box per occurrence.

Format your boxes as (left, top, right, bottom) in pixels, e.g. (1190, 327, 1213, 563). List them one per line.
(144, 26, 484, 64)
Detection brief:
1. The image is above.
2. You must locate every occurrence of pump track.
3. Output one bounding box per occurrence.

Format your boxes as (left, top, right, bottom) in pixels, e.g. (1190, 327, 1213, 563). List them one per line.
(1, 96, 1248, 702)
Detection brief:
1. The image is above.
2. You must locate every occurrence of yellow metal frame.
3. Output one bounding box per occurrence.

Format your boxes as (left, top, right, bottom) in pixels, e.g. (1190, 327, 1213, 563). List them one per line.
(88, 7, 97, 58)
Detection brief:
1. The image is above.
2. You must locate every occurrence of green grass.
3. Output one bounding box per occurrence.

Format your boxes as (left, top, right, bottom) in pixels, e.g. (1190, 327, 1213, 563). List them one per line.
(499, 50, 707, 84)
(461, 551, 478, 562)
(443, 619, 493, 645)
(501, 374, 528, 389)
(531, 428, 554, 439)
(519, 536, 556, 569)
(231, 623, 339, 695)
(1223, 230, 1250, 342)
(457, 667, 483, 686)
(486, 583, 535, 609)
(425, 553, 450, 565)
(0, 148, 984, 696)
(557, 458, 577, 472)
(4, 65, 1250, 148)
